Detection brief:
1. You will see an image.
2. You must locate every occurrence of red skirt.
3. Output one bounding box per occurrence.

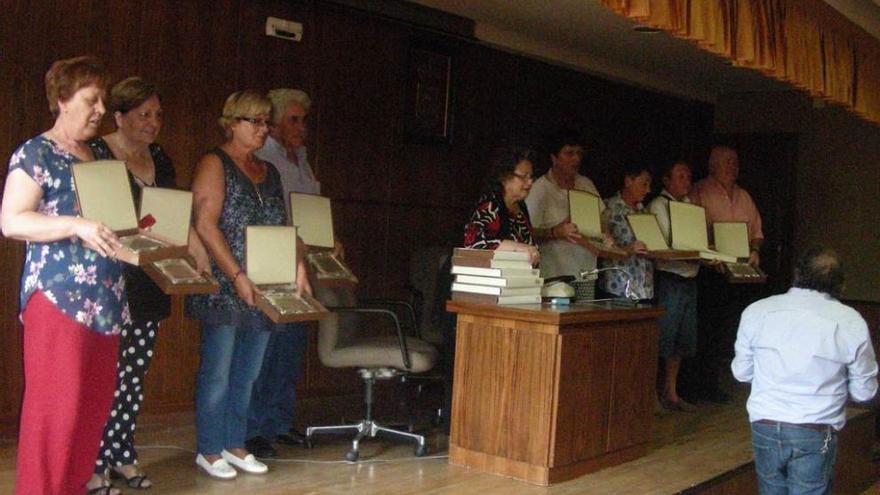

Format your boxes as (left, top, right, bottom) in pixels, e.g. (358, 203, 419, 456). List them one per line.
(16, 291, 119, 495)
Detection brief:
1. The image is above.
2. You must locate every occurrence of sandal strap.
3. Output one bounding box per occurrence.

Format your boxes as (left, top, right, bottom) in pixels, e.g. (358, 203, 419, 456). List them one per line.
(126, 474, 151, 489)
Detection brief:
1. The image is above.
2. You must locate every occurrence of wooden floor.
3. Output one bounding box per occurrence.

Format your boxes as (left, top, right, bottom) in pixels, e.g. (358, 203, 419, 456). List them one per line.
(0, 383, 878, 494)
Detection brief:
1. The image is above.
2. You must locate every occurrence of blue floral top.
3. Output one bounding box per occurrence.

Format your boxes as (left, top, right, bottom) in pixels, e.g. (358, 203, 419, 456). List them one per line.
(600, 192, 653, 300)
(9, 136, 131, 335)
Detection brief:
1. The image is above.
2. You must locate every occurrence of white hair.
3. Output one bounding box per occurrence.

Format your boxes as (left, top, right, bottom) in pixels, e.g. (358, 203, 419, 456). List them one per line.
(267, 88, 311, 124)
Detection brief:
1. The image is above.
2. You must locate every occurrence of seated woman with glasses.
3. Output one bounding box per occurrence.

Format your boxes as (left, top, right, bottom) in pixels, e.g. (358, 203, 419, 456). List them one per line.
(462, 146, 540, 266)
(187, 90, 311, 480)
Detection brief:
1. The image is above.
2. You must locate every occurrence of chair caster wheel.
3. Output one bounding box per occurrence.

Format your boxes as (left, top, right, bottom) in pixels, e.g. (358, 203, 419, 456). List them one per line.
(345, 450, 359, 462)
(415, 445, 428, 457)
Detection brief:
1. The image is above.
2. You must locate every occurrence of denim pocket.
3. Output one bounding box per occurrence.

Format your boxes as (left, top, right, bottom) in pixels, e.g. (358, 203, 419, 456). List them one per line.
(788, 434, 837, 490)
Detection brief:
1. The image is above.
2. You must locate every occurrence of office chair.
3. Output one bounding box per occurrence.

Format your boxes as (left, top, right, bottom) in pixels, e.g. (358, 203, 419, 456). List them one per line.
(305, 285, 438, 461)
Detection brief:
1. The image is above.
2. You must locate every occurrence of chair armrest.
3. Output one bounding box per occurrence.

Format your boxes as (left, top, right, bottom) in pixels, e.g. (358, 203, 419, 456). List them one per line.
(358, 298, 420, 338)
(326, 306, 412, 370)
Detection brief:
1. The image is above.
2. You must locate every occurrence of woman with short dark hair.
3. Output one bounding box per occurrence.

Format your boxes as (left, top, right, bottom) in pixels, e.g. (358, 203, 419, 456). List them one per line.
(88, 76, 209, 490)
(462, 146, 540, 266)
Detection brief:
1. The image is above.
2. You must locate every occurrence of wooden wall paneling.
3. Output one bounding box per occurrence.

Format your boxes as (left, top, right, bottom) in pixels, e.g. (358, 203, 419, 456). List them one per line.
(551, 327, 615, 467)
(329, 200, 390, 296)
(427, 43, 521, 209)
(606, 320, 658, 453)
(311, 4, 406, 203)
(235, 0, 314, 92)
(141, 299, 201, 413)
(513, 59, 618, 171)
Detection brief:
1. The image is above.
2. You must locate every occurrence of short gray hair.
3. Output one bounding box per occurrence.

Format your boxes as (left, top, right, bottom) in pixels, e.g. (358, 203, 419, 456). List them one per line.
(268, 88, 311, 124)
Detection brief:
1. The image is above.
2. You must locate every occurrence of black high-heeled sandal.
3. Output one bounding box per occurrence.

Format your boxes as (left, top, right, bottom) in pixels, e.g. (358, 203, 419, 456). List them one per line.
(110, 466, 152, 490)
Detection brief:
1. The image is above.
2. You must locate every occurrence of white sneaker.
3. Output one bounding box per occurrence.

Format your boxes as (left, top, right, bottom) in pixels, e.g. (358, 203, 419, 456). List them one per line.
(221, 449, 268, 474)
(196, 453, 238, 480)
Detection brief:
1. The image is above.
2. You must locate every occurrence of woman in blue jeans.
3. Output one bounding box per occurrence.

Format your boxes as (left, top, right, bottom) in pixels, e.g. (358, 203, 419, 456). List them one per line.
(187, 90, 311, 480)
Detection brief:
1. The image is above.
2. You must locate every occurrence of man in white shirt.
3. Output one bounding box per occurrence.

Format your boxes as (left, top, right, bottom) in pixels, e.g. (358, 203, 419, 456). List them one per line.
(732, 247, 878, 494)
(648, 161, 699, 412)
(255, 89, 320, 198)
(525, 130, 603, 280)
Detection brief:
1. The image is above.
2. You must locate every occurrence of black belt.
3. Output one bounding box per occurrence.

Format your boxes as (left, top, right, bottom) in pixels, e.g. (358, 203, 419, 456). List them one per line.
(755, 419, 835, 432)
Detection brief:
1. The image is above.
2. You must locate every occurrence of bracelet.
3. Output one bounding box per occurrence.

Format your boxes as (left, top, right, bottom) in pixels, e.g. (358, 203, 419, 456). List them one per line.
(231, 269, 245, 283)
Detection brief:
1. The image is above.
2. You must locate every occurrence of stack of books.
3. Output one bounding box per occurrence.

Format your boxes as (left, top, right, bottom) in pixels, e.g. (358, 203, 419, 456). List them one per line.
(450, 248, 543, 305)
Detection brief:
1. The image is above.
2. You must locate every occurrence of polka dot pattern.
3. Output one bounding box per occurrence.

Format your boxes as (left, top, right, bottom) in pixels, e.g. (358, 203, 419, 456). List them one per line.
(94, 320, 158, 474)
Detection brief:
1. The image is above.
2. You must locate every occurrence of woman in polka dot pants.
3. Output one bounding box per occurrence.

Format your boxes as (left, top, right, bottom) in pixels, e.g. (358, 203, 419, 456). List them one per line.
(90, 77, 211, 490)
(94, 321, 159, 489)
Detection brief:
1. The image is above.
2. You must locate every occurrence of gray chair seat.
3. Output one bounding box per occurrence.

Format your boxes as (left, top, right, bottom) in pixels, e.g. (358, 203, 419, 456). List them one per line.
(323, 337, 437, 372)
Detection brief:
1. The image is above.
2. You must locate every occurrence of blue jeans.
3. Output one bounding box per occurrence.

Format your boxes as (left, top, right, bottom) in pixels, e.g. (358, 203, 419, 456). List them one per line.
(751, 421, 838, 495)
(196, 323, 271, 455)
(247, 323, 308, 440)
(655, 272, 697, 359)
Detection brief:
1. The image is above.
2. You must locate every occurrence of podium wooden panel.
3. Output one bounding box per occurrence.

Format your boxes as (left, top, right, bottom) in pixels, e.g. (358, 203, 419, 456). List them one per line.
(445, 301, 664, 485)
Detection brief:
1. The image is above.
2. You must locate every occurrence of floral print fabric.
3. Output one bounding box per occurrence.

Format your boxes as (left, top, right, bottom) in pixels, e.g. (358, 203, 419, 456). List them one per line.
(463, 193, 534, 250)
(9, 136, 130, 335)
(600, 192, 653, 300)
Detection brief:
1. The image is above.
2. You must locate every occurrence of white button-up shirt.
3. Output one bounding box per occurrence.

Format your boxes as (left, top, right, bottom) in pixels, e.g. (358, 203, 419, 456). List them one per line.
(732, 288, 878, 431)
(255, 136, 320, 216)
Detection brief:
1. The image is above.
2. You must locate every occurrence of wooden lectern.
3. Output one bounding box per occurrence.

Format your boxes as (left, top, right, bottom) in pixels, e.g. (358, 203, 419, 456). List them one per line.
(445, 301, 664, 485)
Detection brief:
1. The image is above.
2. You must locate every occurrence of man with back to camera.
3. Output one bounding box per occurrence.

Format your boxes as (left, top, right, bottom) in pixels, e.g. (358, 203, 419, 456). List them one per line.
(525, 129, 604, 281)
(732, 246, 877, 493)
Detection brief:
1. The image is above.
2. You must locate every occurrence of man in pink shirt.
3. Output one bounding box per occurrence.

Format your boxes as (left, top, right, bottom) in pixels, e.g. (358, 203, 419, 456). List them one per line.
(691, 146, 763, 268)
(682, 146, 765, 404)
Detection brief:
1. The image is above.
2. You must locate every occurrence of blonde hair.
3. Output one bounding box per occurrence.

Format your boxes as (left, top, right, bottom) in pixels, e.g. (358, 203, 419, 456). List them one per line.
(267, 88, 311, 124)
(45, 55, 108, 118)
(218, 90, 272, 136)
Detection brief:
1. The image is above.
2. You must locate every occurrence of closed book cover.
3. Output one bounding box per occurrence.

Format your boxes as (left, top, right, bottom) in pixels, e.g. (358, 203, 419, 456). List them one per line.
(451, 282, 542, 296)
(452, 247, 531, 261)
(451, 291, 542, 305)
(450, 256, 532, 269)
(450, 265, 539, 278)
(454, 274, 544, 288)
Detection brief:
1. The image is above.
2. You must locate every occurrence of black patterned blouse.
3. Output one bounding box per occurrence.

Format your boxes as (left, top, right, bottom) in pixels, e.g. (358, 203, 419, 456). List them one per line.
(463, 192, 534, 250)
(186, 148, 287, 329)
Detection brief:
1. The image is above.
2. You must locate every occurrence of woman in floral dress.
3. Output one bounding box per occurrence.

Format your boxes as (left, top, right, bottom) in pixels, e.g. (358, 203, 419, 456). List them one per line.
(0, 56, 128, 495)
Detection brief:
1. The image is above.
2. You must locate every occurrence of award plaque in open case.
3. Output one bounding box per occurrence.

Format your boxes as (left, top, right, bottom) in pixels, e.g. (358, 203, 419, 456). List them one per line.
(668, 201, 738, 263)
(567, 190, 628, 261)
(246, 225, 327, 323)
(713, 222, 767, 284)
(71, 160, 188, 265)
(289, 192, 358, 287)
(626, 213, 699, 260)
(137, 187, 219, 294)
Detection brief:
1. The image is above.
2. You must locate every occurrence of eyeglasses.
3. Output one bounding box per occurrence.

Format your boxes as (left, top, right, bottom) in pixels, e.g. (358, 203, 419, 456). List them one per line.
(512, 172, 534, 182)
(236, 116, 270, 127)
